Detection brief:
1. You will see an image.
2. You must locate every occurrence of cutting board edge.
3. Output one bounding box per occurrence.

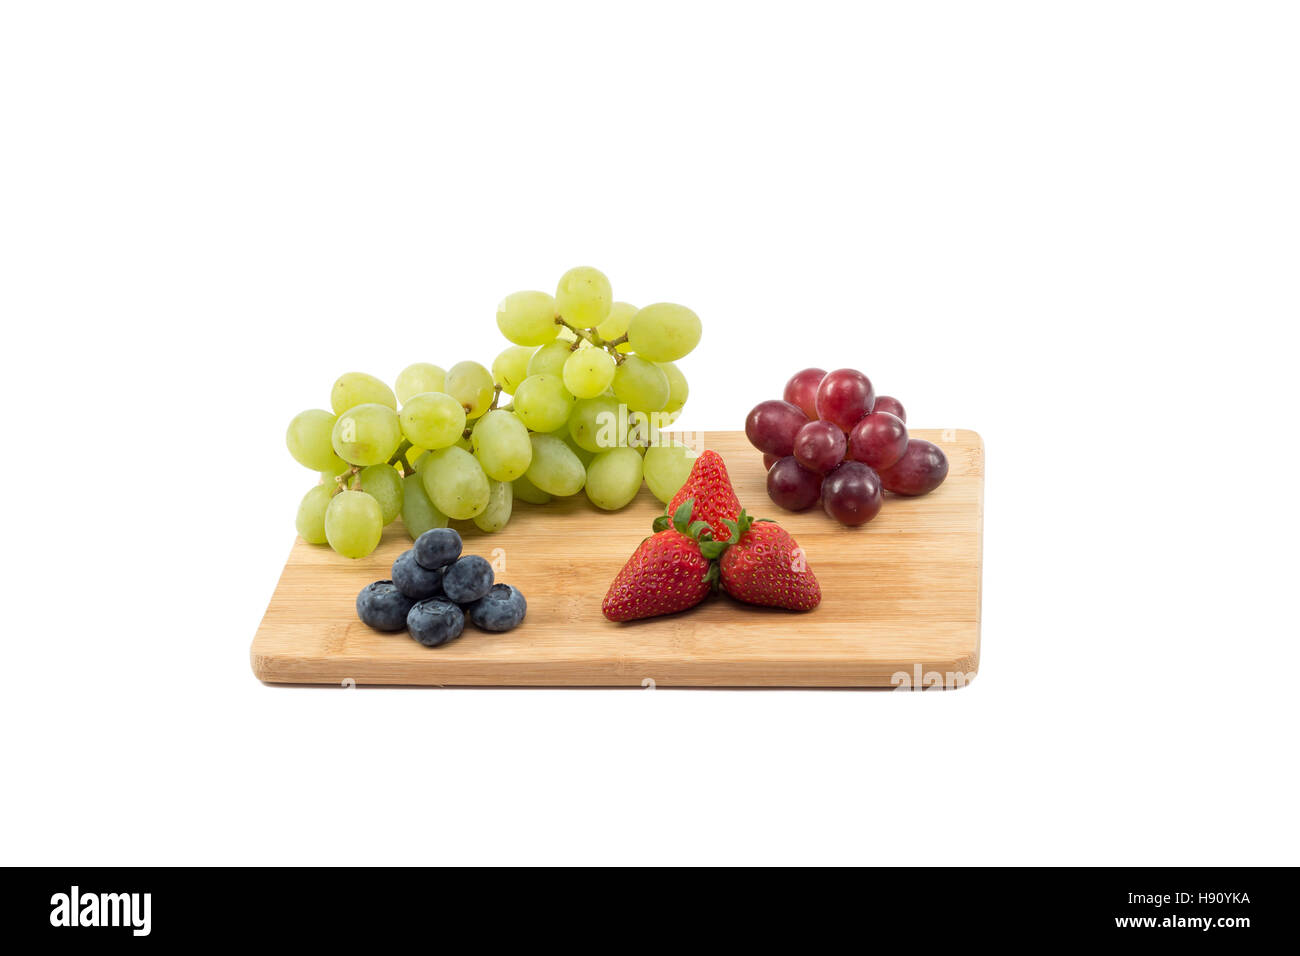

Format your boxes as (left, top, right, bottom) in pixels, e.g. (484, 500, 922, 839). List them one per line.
(249, 643, 981, 689)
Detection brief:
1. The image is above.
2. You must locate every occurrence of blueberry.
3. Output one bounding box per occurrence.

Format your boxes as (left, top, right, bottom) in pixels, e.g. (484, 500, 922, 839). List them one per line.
(442, 554, 494, 604)
(467, 583, 527, 632)
(407, 599, 465, 647)
(356, 581, 415, 632)
(414, 527, 462, 570)
(392, 549, 444, 599)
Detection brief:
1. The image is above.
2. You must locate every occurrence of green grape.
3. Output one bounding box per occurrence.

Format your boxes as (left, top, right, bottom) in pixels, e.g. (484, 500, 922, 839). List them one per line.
(568, 395, 624, 452)
(401, 472, 448, 539)
(287, 409, 347, 472)
(596, 301, 637, 350)
(626, 410, 656, 451)
(657, 361, 689, 414)
(558, 428, 595, 468)
(473, 479, 513, 533)
(643, 442, 700, 504)
(324, 490, 383, 559)
(357, 463, 403, 524)
(395, 363, 446, 404)
(525, 433, 586, 496)
(471, 409, 533, 481)
(331, 372, 397, 415)
(562, 347, 616, 399)
(331, 403, 403, 466)
(496, 290, 560, 346)
(556, 325, 578, 343)
(295, 484, 336, 544)
(400, 391, 466, 449)
(420, 445, 490, 520)
(423, 427, 472, 456)
(492, 346, 535, 394)
(511, 473, 552, 505)
(555, 265, 612, 326)
(585, 447, 645, 511)
(612, 355, 670, 412)
(444, 361, 496, 419)
(406, 446, 428, 468)
(513, 374, 576, 432)
(416, 446, 437, 474)
(526, 340, 572, 378)
(627, 303, 702, 362)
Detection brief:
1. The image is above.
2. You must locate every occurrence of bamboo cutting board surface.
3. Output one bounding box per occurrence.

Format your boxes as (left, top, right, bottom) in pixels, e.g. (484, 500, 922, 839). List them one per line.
(252, 429, 983, 688)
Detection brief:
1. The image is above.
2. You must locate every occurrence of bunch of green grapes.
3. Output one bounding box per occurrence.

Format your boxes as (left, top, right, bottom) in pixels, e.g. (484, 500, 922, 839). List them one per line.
(286, 371, 445, 560)
(285, 267, 702, 558)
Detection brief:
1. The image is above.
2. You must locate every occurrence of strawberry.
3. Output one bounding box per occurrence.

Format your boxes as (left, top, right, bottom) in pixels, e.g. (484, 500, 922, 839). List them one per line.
(602, 515, 718, 622)
(664, 449, 741, 541)
(718, 512, 821, 611)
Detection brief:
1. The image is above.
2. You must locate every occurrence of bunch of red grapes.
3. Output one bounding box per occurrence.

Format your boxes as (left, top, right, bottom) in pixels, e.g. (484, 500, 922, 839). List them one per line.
(745, 368, 949, 526)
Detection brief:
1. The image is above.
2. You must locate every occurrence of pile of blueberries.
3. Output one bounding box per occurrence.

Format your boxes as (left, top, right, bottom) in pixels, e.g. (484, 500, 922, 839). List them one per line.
(355, 528, 527, 646)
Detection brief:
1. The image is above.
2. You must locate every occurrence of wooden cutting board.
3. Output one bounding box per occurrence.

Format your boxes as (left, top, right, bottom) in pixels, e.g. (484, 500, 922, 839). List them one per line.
(252, 429, 983, 688)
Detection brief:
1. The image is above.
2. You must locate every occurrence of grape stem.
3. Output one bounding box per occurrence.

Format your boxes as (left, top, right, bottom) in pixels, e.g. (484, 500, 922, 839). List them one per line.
(389, 440, 416, 477)
(555, 316, 628, 365)
(334, 465, 360, 492)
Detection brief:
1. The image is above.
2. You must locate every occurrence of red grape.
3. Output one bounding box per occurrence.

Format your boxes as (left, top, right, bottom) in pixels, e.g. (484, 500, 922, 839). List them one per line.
(872, 395, 905, 423)
(821, 461, 883, 526)
(766, 456, 823, 511)
(782, 367, 826, 420)
(847, 412, 908, 470)
(745, 399, 809, 457)
(878, 439, 948, 496)
(815, 368, 875, 431)
(762, 453, 778, 471)
(793, 419, 847, 474)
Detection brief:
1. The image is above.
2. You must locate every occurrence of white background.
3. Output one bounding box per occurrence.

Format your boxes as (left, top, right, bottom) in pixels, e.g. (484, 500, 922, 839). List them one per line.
(2, 1, 1297, 865)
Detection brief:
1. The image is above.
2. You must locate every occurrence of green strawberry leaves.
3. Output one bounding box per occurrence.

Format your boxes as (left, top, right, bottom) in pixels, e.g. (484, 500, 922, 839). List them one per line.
(699, 539, 728, 560)
(650, 498, 773, 565)
(721, 512, 748, 545)
(655, 499, 712, 546)
(721, 509, 774, 545)
(653, 498, 696, 534)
